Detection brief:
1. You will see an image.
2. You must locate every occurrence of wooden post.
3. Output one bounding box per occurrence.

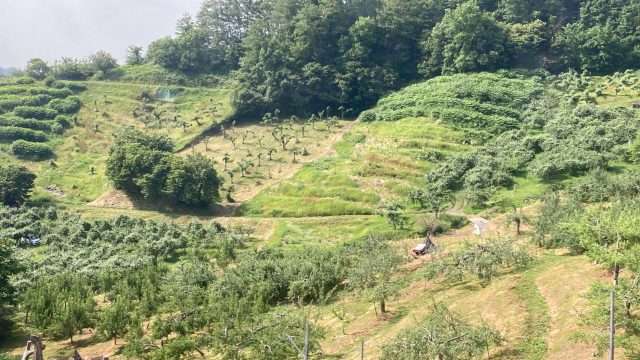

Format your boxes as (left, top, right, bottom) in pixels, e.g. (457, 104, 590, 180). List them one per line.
(610, 290, 615, 360)
(303, 320, 309, 360)
(360, 341, 364, 360)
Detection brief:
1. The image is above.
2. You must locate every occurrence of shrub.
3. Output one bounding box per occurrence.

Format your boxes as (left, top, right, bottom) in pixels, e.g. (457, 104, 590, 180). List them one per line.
(358, 110, 377, 122)
(26, 87, 72, 98)
(0, 116, 52, 131)
(51, 123, 64, 135)
(370, 73, 545, 133)
(0, 163, 36, 205)
(13, 106, 57, 120)
(44, 75, 57, 87)
(0, 127, 48, 142)
(48, 96, 82, 114)
(54, 115, 71, 128)
(10, 140, 53, 160)
(61, 82, 88, 93)
(0, 94, 53, 112)
(14, 77, 35, 85)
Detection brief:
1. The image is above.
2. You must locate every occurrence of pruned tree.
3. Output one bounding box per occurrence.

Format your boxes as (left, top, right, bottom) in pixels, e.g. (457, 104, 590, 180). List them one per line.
(239, 160, 253, 177)
(381, 303, 502, 359)
(507, 207, 529, 235)
(410, 186, 453, 218)
(424, 238, 531, 283)
(267, 147, 277, 161)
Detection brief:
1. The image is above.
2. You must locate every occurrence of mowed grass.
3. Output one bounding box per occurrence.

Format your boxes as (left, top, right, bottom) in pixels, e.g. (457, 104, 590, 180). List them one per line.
(265, 214, 425, 247)
(0, 81, 232, 204)
(317, 247, 602, 359)
(238, 117, 473, 218)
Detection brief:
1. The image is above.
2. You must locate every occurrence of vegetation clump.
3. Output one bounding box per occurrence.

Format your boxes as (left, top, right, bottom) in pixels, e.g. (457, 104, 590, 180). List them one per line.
(106, 127, 221, 207)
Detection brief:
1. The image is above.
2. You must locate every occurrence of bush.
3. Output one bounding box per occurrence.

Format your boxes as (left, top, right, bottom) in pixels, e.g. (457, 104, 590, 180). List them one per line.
(0, 116, 52, 131)
(370, 73, 545, 133)
(14, 77, 35, 85)
(61, 82, 88, 93)
(44, 75, 57, 87)
(358, 110, 377, 122)
(26, 87, 72, 98)
(48, 96, 82, 114)
(13, 106, 57, 120)
(51, 123, 64, 135)
(54, 115, 71, 128)
(0, 163, 36, 205)
(0, 127, 47, 142)
(10, 140, 53, 160)
(0, 94, 53, 112)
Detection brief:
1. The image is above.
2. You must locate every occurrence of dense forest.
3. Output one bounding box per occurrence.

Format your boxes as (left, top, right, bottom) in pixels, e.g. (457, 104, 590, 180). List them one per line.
(146, 0, 640, 117)
(19, 0, 640, 120)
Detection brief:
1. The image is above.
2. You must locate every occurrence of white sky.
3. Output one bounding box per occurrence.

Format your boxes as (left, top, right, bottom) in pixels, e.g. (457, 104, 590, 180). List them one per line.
(0, 0, 202, 68)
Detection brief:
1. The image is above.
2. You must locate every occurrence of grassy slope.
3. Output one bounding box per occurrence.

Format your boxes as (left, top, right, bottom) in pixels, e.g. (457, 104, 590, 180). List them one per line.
(239, 117, 472, 216)
(0, 81, 232, 204)
(4, 73, 639, 358)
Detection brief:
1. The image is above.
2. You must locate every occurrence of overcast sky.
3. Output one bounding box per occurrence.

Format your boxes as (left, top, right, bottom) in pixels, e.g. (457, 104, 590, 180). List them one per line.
(0, 0, 203, 68)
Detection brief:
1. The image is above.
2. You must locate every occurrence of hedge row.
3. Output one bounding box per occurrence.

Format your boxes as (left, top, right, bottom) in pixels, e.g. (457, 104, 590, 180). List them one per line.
(10, 140, 53, 160)
(48, 96, 82, 114)
(0, 116, 52, 131)
(13, 106, 58, 120)
(0, 94, 53, 113)
(0, 126, 48, 142)
(0, 86, 73, 98)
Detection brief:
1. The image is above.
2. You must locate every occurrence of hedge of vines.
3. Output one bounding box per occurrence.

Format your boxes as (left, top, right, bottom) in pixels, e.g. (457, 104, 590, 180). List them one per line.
(0, 77, 85, 160)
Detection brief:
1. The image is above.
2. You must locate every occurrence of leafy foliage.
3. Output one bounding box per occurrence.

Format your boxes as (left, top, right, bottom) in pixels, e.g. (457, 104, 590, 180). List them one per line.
(0, 163, 35, 206)
(381, 302, 503, 359)
(367, 73, 545, 135)
(10, 140, 53, 160)
(106, 128, 221, 206)
(424, 238, 532, 283)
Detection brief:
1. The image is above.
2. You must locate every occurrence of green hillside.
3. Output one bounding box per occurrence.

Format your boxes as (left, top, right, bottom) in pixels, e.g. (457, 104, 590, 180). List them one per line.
(3, 0, 640, 359)
(0, 80, 231, 205)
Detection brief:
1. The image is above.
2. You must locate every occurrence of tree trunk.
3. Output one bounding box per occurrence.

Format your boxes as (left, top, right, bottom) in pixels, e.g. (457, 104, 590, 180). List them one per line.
(114, 337, 117, 345)
(613, 264, 620, 285)
(515, 220, 521, 235)
(22, 334, 44, 360)
(380, 299, 386, 314)
(24, 309, 29, 325)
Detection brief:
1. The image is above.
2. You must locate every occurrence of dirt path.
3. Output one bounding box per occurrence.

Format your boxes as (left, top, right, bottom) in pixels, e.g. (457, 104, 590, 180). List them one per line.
(535, 254, 606, 360)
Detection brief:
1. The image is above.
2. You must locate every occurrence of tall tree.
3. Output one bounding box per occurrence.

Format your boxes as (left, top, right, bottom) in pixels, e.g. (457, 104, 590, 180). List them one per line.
(421, 1, 510, 76)
(24, 58, 50, 80)
(0, 163, 36, 206)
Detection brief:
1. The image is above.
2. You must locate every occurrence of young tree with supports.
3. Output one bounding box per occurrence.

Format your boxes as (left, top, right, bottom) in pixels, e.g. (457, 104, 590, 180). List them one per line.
(267, 147, 277, 161)
(203, 136, 210, 151)
(507, 207, 528, 235)
(222, 153, 231, 171)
